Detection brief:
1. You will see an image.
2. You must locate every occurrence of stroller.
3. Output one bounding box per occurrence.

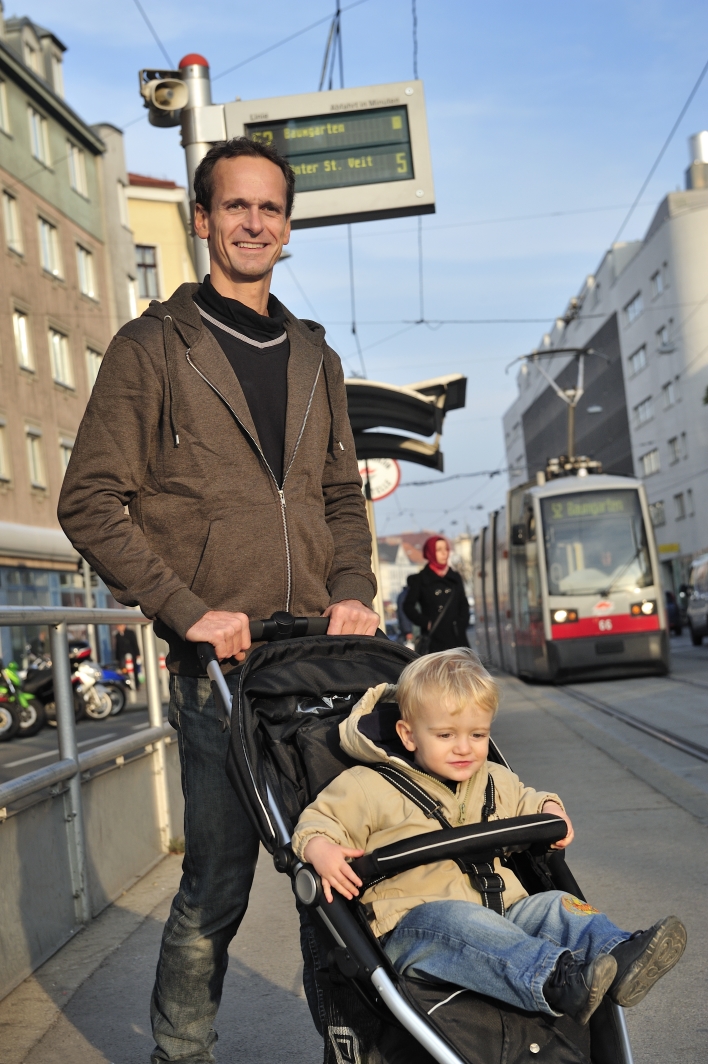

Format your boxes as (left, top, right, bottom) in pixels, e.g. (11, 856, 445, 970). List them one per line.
(198, 614, 635, 1064)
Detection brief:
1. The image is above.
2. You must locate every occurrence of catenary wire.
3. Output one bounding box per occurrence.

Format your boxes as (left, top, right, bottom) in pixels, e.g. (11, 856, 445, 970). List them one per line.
(130, 0, 174, 68)
(211, 0, 372, 83)
(614, 54, 708, 242)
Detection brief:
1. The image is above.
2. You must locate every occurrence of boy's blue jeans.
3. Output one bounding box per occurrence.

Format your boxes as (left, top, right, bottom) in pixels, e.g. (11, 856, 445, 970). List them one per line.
(383, 891, 631, 1016)
(150, 675, 260, 1063)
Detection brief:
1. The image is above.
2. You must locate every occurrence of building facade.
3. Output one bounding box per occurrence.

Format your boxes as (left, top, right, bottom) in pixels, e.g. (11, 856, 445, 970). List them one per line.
(0, 7, 137, 661)
(503, 136, 708, 591)
(126, 174, 196, 312)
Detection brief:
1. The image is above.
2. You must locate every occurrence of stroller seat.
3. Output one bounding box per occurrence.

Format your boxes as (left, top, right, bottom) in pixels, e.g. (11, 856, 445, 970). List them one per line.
(202, 629, 633, 1064)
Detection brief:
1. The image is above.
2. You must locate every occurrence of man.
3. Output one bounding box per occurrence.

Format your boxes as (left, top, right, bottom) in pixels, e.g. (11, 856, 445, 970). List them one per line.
(58, 137, 377, 1062)
(114, 623, 140, 670)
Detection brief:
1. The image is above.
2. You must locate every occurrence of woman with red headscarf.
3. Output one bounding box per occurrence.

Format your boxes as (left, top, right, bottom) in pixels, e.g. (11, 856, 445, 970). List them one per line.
(402, 536, 470, 654)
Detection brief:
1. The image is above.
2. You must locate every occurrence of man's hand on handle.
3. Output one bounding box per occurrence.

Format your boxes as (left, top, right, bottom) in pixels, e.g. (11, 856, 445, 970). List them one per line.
(186, 610, 251, 661)
(323, 599, 379, 636)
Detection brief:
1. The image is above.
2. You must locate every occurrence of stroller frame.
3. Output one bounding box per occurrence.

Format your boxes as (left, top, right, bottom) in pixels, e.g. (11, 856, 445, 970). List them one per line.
(199, 623, 635, 1064)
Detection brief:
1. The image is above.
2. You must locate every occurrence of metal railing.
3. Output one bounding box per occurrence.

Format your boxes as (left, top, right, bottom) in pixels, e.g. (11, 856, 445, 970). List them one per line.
(0, 607, 172, 928)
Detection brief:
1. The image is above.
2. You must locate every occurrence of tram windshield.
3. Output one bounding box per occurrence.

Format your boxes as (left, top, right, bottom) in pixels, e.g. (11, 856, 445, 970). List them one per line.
(541, 489, 653, 596)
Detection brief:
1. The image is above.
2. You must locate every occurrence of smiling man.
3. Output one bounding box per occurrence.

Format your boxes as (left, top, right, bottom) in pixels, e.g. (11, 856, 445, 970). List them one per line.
(58, 137, 377, 1063)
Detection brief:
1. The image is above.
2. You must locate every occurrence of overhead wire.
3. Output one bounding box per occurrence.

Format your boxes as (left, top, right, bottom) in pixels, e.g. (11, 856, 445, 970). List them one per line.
(614, 53, 708, 241)
(130, 0, 174, 68)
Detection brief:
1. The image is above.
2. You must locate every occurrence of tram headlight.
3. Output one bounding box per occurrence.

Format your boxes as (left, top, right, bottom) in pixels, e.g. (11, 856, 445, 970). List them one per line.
(631, 600, 656, 616)
(552, 609, 578, 624)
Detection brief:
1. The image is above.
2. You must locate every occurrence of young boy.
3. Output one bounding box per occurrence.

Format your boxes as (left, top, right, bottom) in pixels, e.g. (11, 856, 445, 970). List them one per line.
(291, 648, 686, 1025)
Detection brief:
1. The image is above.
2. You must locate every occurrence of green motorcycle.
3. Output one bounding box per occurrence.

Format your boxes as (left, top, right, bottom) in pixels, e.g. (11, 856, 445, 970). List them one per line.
(0, 660, 46, 738)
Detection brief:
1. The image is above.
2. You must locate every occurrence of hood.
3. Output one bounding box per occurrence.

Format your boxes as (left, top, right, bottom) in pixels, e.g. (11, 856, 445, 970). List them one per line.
(339, 682, 415, 767)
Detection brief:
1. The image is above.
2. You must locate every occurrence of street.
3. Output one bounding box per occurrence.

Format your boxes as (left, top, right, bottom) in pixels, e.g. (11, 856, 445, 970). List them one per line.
(1, 631, 706, 1062)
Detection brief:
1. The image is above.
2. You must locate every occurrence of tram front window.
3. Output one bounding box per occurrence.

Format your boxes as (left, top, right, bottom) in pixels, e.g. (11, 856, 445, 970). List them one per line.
(541, 490, 653, 596)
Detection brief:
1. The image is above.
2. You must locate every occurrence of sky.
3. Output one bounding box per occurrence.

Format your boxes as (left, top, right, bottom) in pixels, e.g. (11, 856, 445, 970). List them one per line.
(20, 0, 708, 539)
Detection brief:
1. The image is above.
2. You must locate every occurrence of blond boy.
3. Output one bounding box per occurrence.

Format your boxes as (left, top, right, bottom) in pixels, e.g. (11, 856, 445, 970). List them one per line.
(291, 649, 685, 1025)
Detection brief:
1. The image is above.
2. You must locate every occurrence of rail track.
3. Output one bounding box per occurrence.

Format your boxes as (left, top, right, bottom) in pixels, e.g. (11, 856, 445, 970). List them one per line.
(561, 684, 708, 764)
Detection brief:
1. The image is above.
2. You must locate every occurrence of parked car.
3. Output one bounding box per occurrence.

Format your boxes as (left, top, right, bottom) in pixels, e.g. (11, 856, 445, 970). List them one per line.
(664, 591, 682, 637)
(686, 553, 708, 646)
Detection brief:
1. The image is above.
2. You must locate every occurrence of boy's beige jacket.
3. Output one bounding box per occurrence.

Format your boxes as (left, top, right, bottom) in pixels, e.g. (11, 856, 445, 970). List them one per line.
(291, 683, 564, 937)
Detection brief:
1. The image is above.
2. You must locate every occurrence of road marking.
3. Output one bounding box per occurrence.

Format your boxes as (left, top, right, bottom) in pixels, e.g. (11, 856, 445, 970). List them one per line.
(131, 722, 151, 731)
(5, 733, 119, 768)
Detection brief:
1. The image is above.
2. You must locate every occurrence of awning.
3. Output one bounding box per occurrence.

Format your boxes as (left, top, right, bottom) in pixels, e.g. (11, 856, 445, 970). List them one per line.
(0, 522, 79, 564)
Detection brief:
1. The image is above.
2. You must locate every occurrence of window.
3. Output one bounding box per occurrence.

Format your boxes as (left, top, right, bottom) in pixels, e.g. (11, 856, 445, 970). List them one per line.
(12, 310, 33, 370)
(28, 108, 50, 164)
(50, 54, 64, 97)
(628, 345, 647, 377)
(117, 181, 130, 228)
(674, 493, 686, 520)
(67, 143, 88, 197)
(86, 347, 103, 388)
(634, 396, 654, 426)
(0, 80, 9, 133)
(128, 277, 138, 318)
(687, 489, 695, 517)
(59, 436, 74, 476)
(49, 328, 73, 386)
(624, 292, 643, 325)
(668, 437, 680, 465)
(136, 245, 159, 299)
(640, 449, 660, 476)
(76, 245, 97, 298)
(38, 217, 62, 276)
(651, 270, 664, 298)
(23, 40, 42, 75)
(662, 380, 676, 408)
(3, 192, 22, 253)
(25, 426, 45, 488)
(0, 419, 10, 482)
(649, 500, 665, 527)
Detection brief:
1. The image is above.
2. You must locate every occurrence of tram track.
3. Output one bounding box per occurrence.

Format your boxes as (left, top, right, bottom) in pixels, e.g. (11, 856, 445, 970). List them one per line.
(561, 686, 708, 764)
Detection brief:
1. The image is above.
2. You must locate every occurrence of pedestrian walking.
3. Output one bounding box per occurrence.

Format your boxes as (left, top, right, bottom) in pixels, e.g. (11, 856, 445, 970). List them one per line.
(404, 536, 470, 654)
(114, 623, 140, 667)
(58, 136, 378, 1063)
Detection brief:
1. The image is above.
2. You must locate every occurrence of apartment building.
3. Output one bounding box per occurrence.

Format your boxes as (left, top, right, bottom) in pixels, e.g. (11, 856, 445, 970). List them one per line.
(0, 6, 136, 660)
(503, 135, 708, 591)
(126, 173, 196, 313)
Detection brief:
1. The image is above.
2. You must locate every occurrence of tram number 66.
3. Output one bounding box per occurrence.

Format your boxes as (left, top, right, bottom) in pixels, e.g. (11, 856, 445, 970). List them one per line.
(598, 619, 613, 632)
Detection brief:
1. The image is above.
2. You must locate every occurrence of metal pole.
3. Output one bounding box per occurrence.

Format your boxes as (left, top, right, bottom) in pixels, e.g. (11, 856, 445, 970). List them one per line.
(50, 622, 90, 925)
(567, 402, 575, 459)
(143, 624, 171, 851)
(180, 59, 214, 280)
(81, 558, 99, 664)
(364, 475, 385, 627)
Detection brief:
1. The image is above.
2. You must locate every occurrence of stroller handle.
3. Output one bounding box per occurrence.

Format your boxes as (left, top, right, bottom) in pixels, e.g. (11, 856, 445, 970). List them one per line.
(196, 612, 330, 672)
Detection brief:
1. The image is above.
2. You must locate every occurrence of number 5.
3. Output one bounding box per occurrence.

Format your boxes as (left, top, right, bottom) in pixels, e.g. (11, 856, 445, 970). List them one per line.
(396, 152, 408, 174)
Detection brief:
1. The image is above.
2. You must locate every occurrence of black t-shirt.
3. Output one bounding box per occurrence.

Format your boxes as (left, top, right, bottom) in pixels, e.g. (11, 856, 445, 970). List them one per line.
(193, 277, 289, 486)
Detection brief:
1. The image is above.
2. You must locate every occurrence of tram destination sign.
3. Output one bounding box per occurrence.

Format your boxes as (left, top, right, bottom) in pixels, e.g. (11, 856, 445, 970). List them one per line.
(223, 81, 435, 229)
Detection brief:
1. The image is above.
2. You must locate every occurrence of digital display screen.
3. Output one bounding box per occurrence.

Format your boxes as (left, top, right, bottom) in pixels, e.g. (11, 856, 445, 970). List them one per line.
(246, 106, 414, 193)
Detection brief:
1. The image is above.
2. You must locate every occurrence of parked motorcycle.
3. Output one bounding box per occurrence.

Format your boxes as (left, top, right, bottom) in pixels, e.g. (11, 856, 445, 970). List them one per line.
(0, 698, 20, 742)
(23, 643, 112, 724)
(98, 663, 128, 715)
(0, 660, 46, 737)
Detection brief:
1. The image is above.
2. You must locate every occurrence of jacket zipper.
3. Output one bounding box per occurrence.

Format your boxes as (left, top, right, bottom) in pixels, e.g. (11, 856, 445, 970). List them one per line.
(185, 350, 323, 612)
(398, 762, 478, 824)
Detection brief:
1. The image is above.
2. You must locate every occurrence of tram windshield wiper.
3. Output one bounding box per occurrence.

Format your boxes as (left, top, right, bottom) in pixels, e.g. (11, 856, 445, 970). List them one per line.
(598, 546, 644, 597)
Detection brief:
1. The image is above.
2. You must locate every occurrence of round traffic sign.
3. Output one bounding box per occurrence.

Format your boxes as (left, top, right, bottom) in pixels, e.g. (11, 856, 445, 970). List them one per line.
(358, 458, 401, 501)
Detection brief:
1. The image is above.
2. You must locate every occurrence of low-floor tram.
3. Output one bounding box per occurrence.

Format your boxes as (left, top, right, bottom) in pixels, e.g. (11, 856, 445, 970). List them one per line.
(473, 458, 669, 682)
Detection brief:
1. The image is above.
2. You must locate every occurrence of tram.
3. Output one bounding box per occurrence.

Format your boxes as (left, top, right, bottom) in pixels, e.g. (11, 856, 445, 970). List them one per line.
(473, 458, 669, 682)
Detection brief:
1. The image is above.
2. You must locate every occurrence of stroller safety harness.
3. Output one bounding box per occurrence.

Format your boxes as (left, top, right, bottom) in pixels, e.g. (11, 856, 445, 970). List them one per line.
(196, 615, 636, 1064)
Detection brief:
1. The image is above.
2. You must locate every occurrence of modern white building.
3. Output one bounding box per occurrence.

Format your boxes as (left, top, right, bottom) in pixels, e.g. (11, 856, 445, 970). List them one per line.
(503, 135, 708, 591)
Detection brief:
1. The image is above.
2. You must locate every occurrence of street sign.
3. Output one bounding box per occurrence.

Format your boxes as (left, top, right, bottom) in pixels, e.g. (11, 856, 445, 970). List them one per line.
(358, 459, 401, 501)
(224, 81, 434, 228)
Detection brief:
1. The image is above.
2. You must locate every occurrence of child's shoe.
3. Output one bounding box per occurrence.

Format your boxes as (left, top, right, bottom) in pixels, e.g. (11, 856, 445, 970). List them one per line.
(543, 950, 617, 1025)
(609, 916, 686, 1007)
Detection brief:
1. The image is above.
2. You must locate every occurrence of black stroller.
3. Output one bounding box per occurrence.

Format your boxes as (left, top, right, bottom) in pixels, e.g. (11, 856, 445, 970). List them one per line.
(198, 615, 634, 1064)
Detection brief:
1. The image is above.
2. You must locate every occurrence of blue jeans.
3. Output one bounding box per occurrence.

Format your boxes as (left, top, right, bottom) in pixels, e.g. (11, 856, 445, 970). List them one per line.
(150, 674, 260, 1062)
(383, 892, 630, 1016)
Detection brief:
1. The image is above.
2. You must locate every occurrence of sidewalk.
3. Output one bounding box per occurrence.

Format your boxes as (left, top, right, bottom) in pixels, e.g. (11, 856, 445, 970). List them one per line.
(1, 675, 705, 1063)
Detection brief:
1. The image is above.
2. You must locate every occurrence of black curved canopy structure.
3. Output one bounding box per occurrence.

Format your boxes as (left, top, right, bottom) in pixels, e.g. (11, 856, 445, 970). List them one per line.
(345, 374, 467, 470)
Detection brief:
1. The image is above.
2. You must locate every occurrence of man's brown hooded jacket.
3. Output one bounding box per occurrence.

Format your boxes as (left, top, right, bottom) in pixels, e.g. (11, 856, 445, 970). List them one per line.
(58, 283, 375, 674)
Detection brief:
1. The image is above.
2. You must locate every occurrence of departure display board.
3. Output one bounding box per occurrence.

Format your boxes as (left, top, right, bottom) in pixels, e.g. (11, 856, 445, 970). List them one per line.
(224, 81, 435, 228)
(246, 107, 414, 194)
